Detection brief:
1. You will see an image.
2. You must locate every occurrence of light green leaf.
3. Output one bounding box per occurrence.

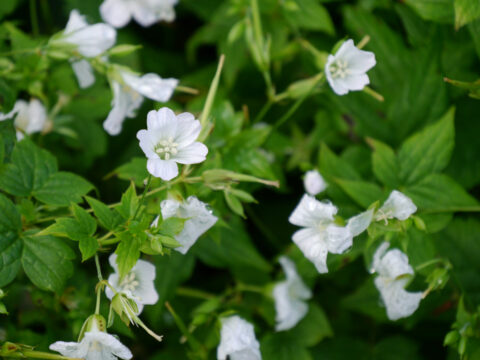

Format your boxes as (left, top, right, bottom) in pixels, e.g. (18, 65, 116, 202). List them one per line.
(78, 236, 98, 261)
(0, 139, 57, 197)
(116, 183, 139, 220)
(113, 157, 148, 187)
(224, 191, 245, 218)
(115, 236, 141, 278)
(404, 0, 454, 23)
(369, 139, 400, 188)
(336, 179, 384, 209)
(282, 0, 334, 34)
(85, 196, 123, 231)
(398, 108, 455, 185)
(21, 235, 75, 293)
(319, 144, 362, 181)
(34, 172, 93, 206)
(455, 0, 480, 28)
(157, 217, 185, 237)
(71, 204, 96, 236)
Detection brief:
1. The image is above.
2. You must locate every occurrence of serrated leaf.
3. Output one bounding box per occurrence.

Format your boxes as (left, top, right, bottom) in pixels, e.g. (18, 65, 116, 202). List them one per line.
(0, 194, 22, 287)
(116, 183, 138, 220)
(157, 217, 185, 237)
(319, 144, 362, 181)
(455, 0, 480, 28)
(85, 196, 123, 231)
(369, 139, 401, 188)
(71, 204, 96, 236)
(0, 139, 57, 196)
(34, 172, 93, 206)
(398, 108, 455, 185)
(21, 235, 75, 293)
(336, 180, 384, 209)
(78, 236, 98, 261)
(115, 236, 141, 278)
(113, 157, 148, 187)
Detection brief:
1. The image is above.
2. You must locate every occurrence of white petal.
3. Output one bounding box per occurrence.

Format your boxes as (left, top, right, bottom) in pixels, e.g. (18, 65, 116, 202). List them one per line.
(378, 190, 417, 221)
(327, 76, 349, 95)
(49, 341, 84, 358)
(347, 208, 373, 237)
(333, 39, 356, 59)
(303, 170, 327, 196)
(22, 99, 47, 135)
(71, 60, 95, 89)
(375, 248, 414, 280)
(122, 72, 177, 102)
(288, 194, 337, 228)
(273, 282, 309, 331)
(64, 24, 116, 58)
(136, 129, 158, 159)
(131, 2, 160, 27)
(174, 115, 201, 147)
(65, 9, 88, 33)
(173, 142, 208, 164)
(100, 0, 132, 28)
(84, 331, 133, 360)
(217, 316, 261, 360)
(0, 100, 24, 121)
(132, 259, 159, 306)
(105, 273, 119, 300)
(147, 158, 178, 180)
(375, 278, 422, 321)
(342, 73, 370, 91)
(325, 224, 352, 254)
(278, 256, 312, 300)
(160, 199, 181, 219)
(292, 227, 329, 273)
(146, 107, 177, 136)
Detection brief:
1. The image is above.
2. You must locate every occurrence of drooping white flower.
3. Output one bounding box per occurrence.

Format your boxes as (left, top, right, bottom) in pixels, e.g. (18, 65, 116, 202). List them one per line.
(152, 196, 217, 254)
(105, 254, 158, 314)
(137, 108, 208, 180)
(71, 59, 96, 89)
(217, 315, 262, 360)
(376, 190, 417, 222)
(289, 194, 373, 273)
(372, 242, 423, 321)
(50, 317, 132, 360)
(100, 0, 179, 28)
(304, 170, 327, 196)
(0, 99, 47, 140)
(104, 69, 178, 135)
(273, 256, 312, 331)
(325, 39, 376, 96)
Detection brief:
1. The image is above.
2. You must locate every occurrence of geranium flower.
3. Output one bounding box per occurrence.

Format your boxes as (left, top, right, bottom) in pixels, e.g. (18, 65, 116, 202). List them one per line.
(273, 256, 312, 331)
(289, 194, 373, 273)
(104, 69, 177, 135)
(217, 315, 262, 360)
(304, 170, 327, 196)
(100, 0, 179, 28)
(50, 316, 132, 360)
(325, 39, 376, 95)
(152, 196, 217, 254)
(105, 254, 158, 314)
(137, 108, 208, 180)
(51, 10, 116, 89)
(376, 190, 417, 222)
(372, 242, 423, 320)
(0, 99, 47, 140)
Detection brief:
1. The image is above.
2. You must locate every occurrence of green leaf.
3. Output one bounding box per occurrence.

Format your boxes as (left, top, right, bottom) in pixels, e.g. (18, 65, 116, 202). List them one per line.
(0, 194, 22, 287)
(336, 180, 384, 209)
(319, 144, 362, 181)
(0, 133, 4, 165)
(455, 0, 480, 28)
(405, 174, 478, 212)
(404, 0, 454, 23)
(40, 217, 85, 239)
(21, 235, 75, 293)
(369, 139, 400, 188)
(71, 204, 96, 236)
(398, 108, 455, 185)
(284, 304, 333, 347)
(116, 183, 139, 220)
(0, 193, 21, 232)
(113, 157, 148, 187)
(115, 236, 141, 278)
(85, 196, 123, 231)
(78, 236, 98, 261)
(157, 217, 185, 237)
(224, 191, 245, 218)
(34, 172, 93, 206)
(261, 333, 312, 360)
(0, 139, 57, 197)
(282, 0, 334, 34)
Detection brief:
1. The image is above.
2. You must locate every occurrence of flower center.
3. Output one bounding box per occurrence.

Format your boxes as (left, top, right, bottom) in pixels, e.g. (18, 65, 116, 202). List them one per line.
(119, 272, 139, 293)
(154, 137, 178, 160)
(329, 59, 349, 79)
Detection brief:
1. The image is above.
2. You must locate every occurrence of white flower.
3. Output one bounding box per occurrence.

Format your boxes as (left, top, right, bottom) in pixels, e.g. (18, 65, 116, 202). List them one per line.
(289, 194, 373, 273)
(304, 170, 327, 196)
(325, 39, 376, 96)
(137, 108, 208, 180)
(152, 196, 217, 254)
(105, 254, 158, 314)
(71, 59, 96, 89)
(100, 0, 179, 28)
(60, 9, 116, 57)
(0, 99, 47, 140)
(50, 329, 132, 360)
(376, 190, 417, 222)
(104, 69, 178, 135)
(217, 315, 261, 360)
(273, 256, 312, 331)
(372, 242, 422, 321)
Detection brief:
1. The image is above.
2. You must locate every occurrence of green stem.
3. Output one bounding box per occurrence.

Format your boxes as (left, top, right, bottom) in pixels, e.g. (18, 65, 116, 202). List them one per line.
(415, 258, 446, 272)
(6, 350, 82, 360)
(199, 54, 225, 129)
(165, 302, 202, 351)
(94, 254, 103, 315)
(250, 0, 264, 52)
(253, 100, 273, 124)
(236, 283, 266, 295)
(422, 206, 480, 214)
(133, 175, 152, 220)
(29, 0, 40, 37)
(176, 85, 199, 95)
(176, 287, 216, 300)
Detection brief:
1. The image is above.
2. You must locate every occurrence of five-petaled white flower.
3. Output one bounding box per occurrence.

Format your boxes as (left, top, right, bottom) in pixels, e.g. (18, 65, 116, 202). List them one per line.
(304, 170, 327, 196)
(104, 69, 178, 135)
(100, 0, 179, 28)
(325, 39, 376, 96)
(372, 242, 423, 321)
(289, 194, 373, 273)
(137, 108, 208, 180)
(52, 10, 116, 89)
(217, 315, 262, 360)
(0, 99, 47, 140)
(376, 190, 417, 222)
(152, 196, 217, 254)
(50, 319, 132, 360)
(105, 254, 159, 314)
(273, 256, 312, 331)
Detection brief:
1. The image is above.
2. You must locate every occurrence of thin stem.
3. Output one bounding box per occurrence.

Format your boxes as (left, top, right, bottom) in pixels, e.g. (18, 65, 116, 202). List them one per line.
(253, 100, 273, 124)
(133, 175, 152, 220)
(357, 35, 371, 49)
(6, 350, 82, 360)
(176, 85, 199, 95)
(30, 0, 40, 37)
(236, 283, 266, 295)
(176, 286, 216, 300)
(250, 0, 264, 52)
(199, 54, 225, 128)
(94, 254, 103, 315)
(363, 86, 384, 102)
(415, 258, 446, 272)
(165, 302, 202, 351)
